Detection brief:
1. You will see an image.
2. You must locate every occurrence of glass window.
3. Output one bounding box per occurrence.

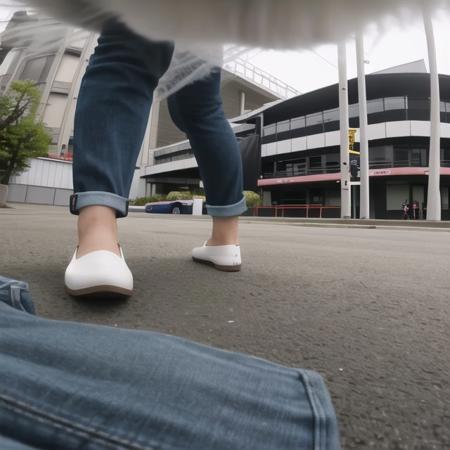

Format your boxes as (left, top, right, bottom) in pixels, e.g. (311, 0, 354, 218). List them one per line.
(323, 108, 339, 123)
(367, 99, 384, 114)
(0, 49, 21, 77)
(291, 116, 305, 129)
(19, 55, 55, 83)
(411, 148, 426, 166)
(408, 98, 429, 111)
(309, 156, 322, 169)
(384, 97, 406, 111)
(394, 148, 409, 167)
(440, 101, 446, 112)
(348, 103, 360, 118)
(263, 124, 276, 136)
(276, 120, 290, 133)
(442, 187, 449, 210)
(386, 184, 409, 211)
(306, 112, 323, 127)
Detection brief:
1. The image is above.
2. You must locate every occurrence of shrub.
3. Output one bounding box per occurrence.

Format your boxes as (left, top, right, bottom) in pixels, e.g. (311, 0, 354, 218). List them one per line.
(244, 191, 262, 208)
(131, 195, 165, 206)
(166, 191, 192, 201)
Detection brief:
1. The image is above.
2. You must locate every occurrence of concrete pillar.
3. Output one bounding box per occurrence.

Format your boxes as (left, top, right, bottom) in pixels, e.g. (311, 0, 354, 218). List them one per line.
(338, 42, 351, 218)
(240, 91, 246, 115)
(356, 33, 370, 219)
(424, 11, 441, 221)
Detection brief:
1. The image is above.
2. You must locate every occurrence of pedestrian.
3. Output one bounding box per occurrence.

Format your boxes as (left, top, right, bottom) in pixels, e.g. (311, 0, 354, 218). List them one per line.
(64, 20, 246, 298)
(402, 200, 409, 220)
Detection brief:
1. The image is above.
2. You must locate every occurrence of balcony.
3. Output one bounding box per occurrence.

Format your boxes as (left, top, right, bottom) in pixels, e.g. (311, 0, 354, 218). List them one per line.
(262, 160, 450, 180)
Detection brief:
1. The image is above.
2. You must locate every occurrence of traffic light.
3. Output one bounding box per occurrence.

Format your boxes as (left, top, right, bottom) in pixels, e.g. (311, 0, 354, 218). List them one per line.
(350, 158, 359, 179)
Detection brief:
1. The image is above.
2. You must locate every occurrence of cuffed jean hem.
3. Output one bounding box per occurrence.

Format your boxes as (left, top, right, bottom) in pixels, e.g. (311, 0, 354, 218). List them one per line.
(70, 191, 129, 218)
(206, 197, 247, 217)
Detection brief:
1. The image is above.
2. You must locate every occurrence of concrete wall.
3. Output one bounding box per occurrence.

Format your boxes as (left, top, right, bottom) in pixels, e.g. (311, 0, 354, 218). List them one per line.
(7, 183, 72, 206)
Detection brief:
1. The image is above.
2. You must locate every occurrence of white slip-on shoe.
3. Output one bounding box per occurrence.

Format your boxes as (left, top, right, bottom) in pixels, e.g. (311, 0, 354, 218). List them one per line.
(192, 242, 241, 272)
(64, 245, 133, 297)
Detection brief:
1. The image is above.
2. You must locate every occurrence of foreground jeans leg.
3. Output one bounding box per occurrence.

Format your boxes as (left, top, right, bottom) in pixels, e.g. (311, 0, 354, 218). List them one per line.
(0, 280, 341, 450)
(168, 70, 247, 217)
(72, 21, 174, 218)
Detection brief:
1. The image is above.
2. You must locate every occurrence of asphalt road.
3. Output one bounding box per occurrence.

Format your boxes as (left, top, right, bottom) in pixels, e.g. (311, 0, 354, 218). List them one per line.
(1, 204, 450, 449)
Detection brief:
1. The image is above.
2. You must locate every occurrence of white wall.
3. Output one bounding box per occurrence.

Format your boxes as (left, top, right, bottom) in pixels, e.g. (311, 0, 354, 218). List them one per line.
(10, 157, 73, 190)
(43, 93, 69, 129)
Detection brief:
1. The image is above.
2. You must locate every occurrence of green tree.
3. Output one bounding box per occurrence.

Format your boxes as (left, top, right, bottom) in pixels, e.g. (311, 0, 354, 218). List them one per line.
(0, 80, 51, 185)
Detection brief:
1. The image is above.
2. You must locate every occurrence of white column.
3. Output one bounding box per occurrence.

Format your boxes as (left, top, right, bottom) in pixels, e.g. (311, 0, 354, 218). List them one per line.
(356, 33, 370, 219)
(338, 42, 351, 218)
(240, 91, 246, 115)
(424, 12, 441, 221)
(57, 32, 98, 151)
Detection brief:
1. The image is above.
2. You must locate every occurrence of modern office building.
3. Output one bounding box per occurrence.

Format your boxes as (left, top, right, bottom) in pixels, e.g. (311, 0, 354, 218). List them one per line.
(143, 61, 450, 220)
(0, 11, 287, 205)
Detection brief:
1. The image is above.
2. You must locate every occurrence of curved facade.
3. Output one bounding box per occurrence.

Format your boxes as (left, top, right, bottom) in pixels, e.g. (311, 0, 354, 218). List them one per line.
(143, 71, 450, 220)
(248, 73, 450, 219)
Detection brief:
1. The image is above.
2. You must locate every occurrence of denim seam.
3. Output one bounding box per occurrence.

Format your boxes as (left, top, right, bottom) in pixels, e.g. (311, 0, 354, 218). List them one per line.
(0, 394, 154, 450)
(205, 197, 246, 209)
(73, 191, 129, 217)
(296, 371, 327, 450)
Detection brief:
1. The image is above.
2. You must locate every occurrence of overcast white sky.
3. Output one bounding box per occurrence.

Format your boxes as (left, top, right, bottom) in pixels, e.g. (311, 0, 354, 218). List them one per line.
(1, 5, 449, 95)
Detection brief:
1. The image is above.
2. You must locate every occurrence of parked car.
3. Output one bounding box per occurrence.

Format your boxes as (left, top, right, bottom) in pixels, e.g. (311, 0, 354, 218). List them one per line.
(145, 200, 191, 214)
(145, 200, 206, 215)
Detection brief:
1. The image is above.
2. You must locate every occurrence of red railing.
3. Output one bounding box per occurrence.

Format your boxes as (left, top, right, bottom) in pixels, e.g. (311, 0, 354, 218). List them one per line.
(252, 204, 341, 219)
(46, 153, 73, 162)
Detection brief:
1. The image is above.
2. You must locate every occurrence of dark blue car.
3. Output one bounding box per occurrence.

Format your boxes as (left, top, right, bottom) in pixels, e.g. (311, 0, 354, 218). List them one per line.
(145, 200, 203, 214)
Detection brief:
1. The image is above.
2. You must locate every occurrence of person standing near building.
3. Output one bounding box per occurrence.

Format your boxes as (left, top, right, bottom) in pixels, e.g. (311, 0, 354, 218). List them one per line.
(64, 20, 246, 297)
(402, 200, 410, 220)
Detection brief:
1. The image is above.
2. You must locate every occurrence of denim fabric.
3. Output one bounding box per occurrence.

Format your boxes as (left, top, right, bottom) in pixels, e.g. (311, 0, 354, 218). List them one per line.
(0, 277, 341, 450)
(0, 276, 35, 314)
(73, 21, 246, 218)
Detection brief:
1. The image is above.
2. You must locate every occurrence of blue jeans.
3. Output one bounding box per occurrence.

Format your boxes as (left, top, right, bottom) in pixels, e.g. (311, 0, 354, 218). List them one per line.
(72, 21, 246, 218)
(0, 276, 341, 450)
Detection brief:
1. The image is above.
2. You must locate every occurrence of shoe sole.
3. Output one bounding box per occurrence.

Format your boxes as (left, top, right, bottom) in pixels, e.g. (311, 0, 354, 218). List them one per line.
(192, 257, 241, 272)
(66, 285, 133, 298)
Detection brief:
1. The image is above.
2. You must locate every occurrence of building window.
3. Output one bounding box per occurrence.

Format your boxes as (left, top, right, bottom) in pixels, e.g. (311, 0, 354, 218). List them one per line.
(291, 116, 305, 129)
(263, 124, 276, 136)
(0, 49, 22, 77)
(442, 187, 449, 210)
(348, 103, 360, 118)
(386, 184, 409, 211)
(411, 148, 426, 167)
(19, 54, 55, 84)
(370, 146, 393, 168)
(323, 108, 339, 123)
(306, 112, 323, 128)
(367, 99, 384, 114)
(384, 97, 406, 111)
(276, 120, 290, 133)
(394, 148, 409, 167)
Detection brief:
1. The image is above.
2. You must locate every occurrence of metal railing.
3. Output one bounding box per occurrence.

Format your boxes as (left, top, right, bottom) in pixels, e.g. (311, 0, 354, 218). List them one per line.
(252, 204, 340, 219)
(263, 160, 450, 179)
(224, 58, 300, 99)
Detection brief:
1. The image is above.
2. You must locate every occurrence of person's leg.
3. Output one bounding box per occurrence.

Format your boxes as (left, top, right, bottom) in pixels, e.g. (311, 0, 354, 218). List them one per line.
(72, 21, 174, 257)
(0, 278, 341, 450)
(168, 69, 246, 270)
(65, 22, 174, 296)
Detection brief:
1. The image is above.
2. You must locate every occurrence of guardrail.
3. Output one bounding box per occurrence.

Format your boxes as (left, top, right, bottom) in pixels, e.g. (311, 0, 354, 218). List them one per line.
(252, 204, 341, 219)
